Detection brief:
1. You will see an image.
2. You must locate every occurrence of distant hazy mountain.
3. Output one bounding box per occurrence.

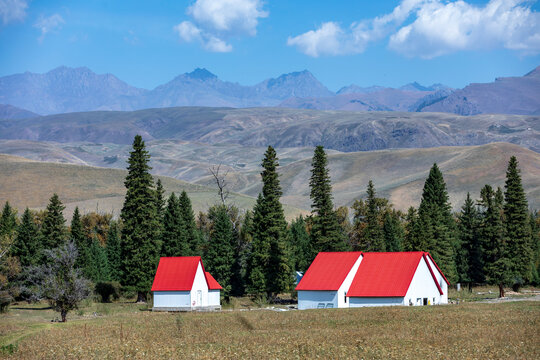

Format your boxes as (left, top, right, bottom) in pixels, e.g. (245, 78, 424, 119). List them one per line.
(421, 66, 540, 115)
(0, 65, 538, 115)
(1, 107, 537, 153)
(0, 104, 39, 119)
(0, 66, 147, 115)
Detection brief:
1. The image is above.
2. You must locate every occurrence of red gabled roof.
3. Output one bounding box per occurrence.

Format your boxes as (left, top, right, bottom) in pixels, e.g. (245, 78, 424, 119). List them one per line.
(424, 252, 450, 285)
(347, 252, 425, 297)
(295, 252, 362, 291)
(205, 272, 222, 290)
(151, 256, 204, 291)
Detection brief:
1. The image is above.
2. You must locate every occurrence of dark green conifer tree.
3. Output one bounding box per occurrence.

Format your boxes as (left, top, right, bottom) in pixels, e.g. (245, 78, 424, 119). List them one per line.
(480, 185, 511, 297)
(12, 208, 40, 267)
(383, 211, 404, 252)
(155, 178, 166, 221)
(70, 207, 87, 268)
(178, 191, 201, 256)
(106, 221, 122, 282)
(457, 193, 483, 285)
(0, 201, 17, 236)
(120, 135, 161, 302)
(403, 207, 418, 251)
(529, 212, 540, 285)
(362, 180, 386, 252)
(503, 156, 533, 285)
(41, 194, 67, 251)
(288, 215, 312, 272)
(205, 205, 235, 298)
(414, 164, 457, 282)
(246, 194, 268, 295)
(85, 238, 110, 282)
(309, 145, 348, 255)
(160, 193, 187, 257)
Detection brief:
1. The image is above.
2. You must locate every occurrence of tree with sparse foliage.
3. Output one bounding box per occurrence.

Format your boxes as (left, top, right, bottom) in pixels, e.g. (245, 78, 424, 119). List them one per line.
(24, 242, 91, 322)
(480, 185, 511, 297)
(12, 208, 40, 267)
(309, 146, 348, 256)
(106, 221, 122, 282)
(503, 156, 533, 287)
(41, 194, 67, 253)
(120, 135, 161, 302)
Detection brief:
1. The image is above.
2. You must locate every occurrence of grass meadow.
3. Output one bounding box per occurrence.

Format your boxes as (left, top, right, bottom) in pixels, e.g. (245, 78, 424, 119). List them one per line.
(1, 289, 539, 359)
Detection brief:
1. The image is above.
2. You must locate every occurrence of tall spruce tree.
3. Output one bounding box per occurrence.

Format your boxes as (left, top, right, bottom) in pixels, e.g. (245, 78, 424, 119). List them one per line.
(246, 194, 268, 295)
(529, 212, 540, 285)
(160, 193, 188, 257)
(0, 202, 17, 237)
(41, 194, 67, 251)
(12, 208, 40, 267)
(70, 207, 87, 269)
(403, 207, 418, 251)
(480, 185, 511, 297)
(383, 211, 404, 252)
(457, 193, 483, 285)
(309, 145, 348, 255)
(85, 238, 110, 283)
(503, 156, 533, 285)
(178, 191, 201, 256)
(289, 215, 312, 272)
(414, 164, 457, 282)
(120, 135, 161, 302)
(362, 181, 386, 252)
(155, 179, 166, 221)
(246, 147, 293, 297)
(205, 205, 235, 298)
(106, 221, 122, 282)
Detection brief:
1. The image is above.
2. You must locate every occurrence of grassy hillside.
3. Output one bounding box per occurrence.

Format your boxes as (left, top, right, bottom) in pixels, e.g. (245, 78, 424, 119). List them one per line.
(0, 154, 305, 220)
(1, 107, 538, 152)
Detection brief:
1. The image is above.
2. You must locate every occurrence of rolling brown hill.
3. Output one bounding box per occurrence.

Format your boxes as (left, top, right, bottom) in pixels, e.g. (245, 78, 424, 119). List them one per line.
(0, 154, 305, 220)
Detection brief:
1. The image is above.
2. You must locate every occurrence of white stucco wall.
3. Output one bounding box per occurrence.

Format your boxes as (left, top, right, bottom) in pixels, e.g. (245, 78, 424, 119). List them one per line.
(404, 257, 445, 306)
(424, 256, 448, 304)
(153, 291, 191, 308)
(337, 255, 363, 308)
(298, 291, 338, 310)
(190, 262, 209, 308)
(349, 297, 404, 307)
(208, 290, 220, 306)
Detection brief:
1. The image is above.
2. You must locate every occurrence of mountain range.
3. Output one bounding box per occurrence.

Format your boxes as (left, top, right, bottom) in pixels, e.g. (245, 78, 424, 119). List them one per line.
(1, 65, 538, 117)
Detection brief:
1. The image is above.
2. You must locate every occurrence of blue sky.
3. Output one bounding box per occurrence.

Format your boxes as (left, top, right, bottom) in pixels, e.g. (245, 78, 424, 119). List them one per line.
(1, 0, 539, 91)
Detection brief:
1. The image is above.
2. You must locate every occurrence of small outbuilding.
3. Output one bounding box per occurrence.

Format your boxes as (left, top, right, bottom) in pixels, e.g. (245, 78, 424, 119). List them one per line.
(151, 256, 222, 311)
(296, 251, 448, 310)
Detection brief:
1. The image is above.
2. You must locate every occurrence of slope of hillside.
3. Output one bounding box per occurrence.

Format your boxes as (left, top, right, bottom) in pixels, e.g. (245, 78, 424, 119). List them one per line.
(0, 154, 304, 220)
(0, 107, 538, 152)
(2, 142, 539, 212)
(422, 66, 540, 115)
(0, 104, 39, 119)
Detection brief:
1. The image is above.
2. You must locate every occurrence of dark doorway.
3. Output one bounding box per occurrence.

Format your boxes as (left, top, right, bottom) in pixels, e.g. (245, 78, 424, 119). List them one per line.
(423, 298, 428, 305)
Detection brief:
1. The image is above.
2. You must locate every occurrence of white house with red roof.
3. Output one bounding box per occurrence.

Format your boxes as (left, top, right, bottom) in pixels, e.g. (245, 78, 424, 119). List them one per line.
(296, 252, 448, 310)
(151, 256, 222, 311)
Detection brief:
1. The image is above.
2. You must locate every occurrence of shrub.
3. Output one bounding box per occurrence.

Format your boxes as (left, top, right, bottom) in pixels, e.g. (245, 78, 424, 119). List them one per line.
(95, 281, 121, 303)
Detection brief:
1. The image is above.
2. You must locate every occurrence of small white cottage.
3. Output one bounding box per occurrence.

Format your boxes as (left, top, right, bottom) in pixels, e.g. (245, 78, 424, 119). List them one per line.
(151, 256, 222, 311)
(296, 251, 448, 310)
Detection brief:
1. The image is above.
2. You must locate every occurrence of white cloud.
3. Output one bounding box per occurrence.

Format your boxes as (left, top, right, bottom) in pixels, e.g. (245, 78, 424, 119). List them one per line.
(34, 13, 64, 42)
(288, 0, 540, 58)
(389, 0, 540, 58)
(0, 0, 28, 25)
(174, 0, 267, 52)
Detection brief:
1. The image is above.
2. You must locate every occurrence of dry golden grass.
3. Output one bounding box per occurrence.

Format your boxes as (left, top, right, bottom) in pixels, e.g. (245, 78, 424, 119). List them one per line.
(1, 299, 539, 359)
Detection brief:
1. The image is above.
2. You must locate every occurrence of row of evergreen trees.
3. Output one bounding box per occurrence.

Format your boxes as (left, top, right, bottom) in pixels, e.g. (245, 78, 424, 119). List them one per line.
(2, 134, 539, 302)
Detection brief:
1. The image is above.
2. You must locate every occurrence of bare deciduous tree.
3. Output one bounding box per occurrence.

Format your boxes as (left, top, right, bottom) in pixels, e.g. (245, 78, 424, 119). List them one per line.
(24, 242, 91, 322)
(210, 164, 230, 206)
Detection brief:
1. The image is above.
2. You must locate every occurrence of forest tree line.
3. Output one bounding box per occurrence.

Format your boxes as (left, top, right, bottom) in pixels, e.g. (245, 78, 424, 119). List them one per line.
(1, 135, 539, 310)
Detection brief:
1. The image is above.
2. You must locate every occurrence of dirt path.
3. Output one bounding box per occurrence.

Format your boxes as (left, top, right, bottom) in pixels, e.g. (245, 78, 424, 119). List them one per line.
(478, 293, 540, 304)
